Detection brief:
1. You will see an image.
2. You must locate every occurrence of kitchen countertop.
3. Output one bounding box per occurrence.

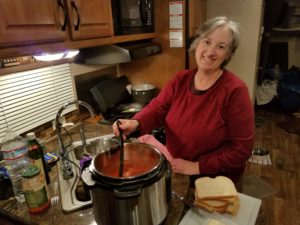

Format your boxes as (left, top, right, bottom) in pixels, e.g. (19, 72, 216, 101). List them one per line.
(0, 122, 191, 225)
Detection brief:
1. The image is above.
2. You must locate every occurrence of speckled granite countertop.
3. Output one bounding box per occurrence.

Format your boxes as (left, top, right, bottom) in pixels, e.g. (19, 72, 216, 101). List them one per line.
(0, 122, 190, 225)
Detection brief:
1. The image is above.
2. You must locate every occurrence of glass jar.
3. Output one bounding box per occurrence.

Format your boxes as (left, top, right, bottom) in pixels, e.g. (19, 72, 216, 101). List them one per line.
(21, 165, 50, 214)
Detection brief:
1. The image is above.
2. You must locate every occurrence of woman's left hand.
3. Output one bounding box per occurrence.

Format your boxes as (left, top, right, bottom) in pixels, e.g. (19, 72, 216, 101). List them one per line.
(170, 158, 199, 175)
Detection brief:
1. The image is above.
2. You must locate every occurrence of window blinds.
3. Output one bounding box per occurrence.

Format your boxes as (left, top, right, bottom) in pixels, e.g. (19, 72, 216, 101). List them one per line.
(0, 63, 75, 141)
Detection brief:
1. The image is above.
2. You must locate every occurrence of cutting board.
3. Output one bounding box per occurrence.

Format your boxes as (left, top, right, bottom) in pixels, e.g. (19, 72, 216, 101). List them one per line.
(178, 193, 261, 225)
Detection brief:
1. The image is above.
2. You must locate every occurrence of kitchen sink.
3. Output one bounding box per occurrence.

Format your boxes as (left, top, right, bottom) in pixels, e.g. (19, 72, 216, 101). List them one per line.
(73, 135, 119, 161)
(57, 134, 115, 212)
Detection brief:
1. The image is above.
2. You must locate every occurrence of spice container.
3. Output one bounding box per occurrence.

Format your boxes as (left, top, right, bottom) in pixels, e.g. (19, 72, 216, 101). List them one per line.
(21, 165, 50, 214)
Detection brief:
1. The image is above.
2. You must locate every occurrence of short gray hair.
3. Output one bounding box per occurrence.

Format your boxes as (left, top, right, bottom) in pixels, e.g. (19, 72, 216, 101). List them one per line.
(189, 16, 240, 68)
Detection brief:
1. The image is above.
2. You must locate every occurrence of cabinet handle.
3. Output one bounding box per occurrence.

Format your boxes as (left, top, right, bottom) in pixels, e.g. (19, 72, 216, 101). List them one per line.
(57, 0, 68, 31)
(71, 1, 80, 31)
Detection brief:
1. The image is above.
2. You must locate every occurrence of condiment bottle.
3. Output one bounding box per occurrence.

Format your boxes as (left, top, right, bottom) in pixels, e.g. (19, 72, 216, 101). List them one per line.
(21, 165, 50, 214)
(26, 132, 50, 184)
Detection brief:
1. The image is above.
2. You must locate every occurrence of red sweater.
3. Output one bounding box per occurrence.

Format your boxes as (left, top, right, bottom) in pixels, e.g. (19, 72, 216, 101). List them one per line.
(133, 69, 255, 182)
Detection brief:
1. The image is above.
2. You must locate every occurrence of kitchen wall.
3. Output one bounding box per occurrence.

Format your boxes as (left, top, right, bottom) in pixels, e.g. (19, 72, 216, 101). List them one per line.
(207, 0, 264, 102)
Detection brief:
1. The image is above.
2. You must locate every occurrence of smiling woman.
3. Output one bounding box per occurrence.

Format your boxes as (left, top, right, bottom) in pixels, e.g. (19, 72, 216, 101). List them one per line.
(112, 16, 254, 191)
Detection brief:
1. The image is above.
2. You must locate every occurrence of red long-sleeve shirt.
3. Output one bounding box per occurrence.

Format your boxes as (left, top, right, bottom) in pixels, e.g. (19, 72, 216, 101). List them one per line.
(133, 69, 255, 182)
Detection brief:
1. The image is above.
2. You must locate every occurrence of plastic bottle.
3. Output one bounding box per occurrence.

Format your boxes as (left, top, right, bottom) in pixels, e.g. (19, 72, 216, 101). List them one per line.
(0, 128, 30, 202)
(26, 132, 50, 185)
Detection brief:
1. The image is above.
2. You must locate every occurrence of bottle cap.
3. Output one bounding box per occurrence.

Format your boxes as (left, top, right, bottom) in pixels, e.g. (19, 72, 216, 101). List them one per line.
(22, 165, 40, 178)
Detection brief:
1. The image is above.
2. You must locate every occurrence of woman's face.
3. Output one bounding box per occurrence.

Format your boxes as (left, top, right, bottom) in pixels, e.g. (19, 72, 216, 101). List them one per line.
(195, 26, 233, 73)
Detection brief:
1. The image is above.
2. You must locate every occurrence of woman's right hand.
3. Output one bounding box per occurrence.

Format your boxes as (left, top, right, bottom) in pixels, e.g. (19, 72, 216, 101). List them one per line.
(112, 119, 140, 137)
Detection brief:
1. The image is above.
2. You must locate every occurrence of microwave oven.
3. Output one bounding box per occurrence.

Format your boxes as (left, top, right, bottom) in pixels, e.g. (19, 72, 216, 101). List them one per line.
(111, 0, 154, 35)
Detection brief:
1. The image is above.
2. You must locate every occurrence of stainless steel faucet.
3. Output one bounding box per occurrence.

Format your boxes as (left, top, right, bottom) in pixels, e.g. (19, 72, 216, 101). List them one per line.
(55, 100, 95, 180)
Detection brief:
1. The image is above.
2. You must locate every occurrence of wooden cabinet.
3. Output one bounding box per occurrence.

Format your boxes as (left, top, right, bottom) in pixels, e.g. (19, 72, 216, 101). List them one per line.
(0, 0, 154, 59)
(0, 0, 113, 47)
(0, 0, 67, 47)
(65, 0, 113, 40)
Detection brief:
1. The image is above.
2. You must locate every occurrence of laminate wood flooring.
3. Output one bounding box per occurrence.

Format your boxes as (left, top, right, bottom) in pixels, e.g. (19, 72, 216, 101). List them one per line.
(245, 106, 300, 225)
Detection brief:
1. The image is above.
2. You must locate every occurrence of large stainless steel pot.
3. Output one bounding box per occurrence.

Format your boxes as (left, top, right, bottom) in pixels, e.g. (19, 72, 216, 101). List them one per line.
(131, 84, 157, 104)
(82, 142, 172, 225)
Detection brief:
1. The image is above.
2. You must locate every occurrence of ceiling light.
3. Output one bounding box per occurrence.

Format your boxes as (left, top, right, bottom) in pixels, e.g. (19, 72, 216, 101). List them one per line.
(33, 49, 79, 62)
(64, 49, 80, 59)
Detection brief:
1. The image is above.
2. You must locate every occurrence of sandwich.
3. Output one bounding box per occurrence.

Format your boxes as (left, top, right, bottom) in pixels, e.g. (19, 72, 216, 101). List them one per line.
(194, 176, 240, 215)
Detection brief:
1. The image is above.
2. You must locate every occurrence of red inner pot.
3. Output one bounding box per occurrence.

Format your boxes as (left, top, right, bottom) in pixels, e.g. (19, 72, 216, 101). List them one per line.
(92, 142, 163, 179)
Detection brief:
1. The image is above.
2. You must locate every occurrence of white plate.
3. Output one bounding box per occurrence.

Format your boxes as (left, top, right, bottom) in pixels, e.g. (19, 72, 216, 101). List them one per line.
(179, 193, 261, 225)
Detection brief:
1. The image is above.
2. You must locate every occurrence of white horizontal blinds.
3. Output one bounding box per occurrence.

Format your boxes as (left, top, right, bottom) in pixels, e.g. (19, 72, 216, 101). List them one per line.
(52, 65, 75, 107)
(0, 103, 7, 140)
(0, 63, 76, 140)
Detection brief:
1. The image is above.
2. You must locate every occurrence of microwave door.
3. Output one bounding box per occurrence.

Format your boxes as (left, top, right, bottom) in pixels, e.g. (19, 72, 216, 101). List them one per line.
(140, 0, 152, 24)
(120, 0, 142, 27)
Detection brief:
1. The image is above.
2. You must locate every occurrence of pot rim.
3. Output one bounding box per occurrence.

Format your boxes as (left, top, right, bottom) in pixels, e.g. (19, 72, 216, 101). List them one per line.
(131, 83, 156, 91)
(88, 157, 168, 190)
(90, 142, 165, 181)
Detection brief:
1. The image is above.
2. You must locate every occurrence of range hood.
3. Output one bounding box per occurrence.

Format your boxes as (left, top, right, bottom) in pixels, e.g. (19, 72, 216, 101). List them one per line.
(76, 41, 161, 64)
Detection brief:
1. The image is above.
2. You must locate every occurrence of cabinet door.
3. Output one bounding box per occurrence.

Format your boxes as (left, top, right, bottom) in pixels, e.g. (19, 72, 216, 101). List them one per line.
(0, 0, 68, 47)
(66, 0, 113, 40)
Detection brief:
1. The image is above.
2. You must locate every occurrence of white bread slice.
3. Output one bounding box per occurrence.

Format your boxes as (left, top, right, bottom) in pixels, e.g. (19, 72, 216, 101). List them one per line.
(194, 200, 227, 213)
(213, 195, 238, 204)
(225, 196, 240, 215)
(198, 199, 228, 209)
(194, 197, 239, 215)
(194, 176, 239, 215)
(195, 176, 238, 200)
(194, 190, 229, 209)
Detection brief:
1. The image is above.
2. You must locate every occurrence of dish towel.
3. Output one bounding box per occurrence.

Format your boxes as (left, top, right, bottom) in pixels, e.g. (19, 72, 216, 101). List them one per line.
(138, 134, 173, 161)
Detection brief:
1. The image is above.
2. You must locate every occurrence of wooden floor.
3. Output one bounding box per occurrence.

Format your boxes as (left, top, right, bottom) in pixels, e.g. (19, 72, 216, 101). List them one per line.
(245, 105, 300, 225)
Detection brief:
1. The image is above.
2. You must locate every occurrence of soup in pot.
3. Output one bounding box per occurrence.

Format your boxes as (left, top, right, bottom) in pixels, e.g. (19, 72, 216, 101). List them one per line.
(93, 143, 162, 178)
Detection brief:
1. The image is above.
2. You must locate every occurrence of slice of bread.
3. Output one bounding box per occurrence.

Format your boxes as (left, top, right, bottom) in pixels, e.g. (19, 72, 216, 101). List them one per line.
(194, 200, 228, 213)
(194, 190, 229, 209)
(194, 176, 239, 215)
(225, 197, 240, 215)
(195, 176, 237, 199)
(198, 199, 229, 209)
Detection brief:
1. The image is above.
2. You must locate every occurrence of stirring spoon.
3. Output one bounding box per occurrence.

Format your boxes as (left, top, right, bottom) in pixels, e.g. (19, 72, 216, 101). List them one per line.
(117, 120, 124, 177)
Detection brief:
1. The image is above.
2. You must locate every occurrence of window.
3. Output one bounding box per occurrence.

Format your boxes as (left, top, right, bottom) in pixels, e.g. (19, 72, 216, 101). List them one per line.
(0, 63, 75, 140)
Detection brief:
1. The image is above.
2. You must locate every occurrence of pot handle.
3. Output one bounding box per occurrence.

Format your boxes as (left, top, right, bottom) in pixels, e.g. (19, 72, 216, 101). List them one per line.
(113, 186, 141, 199)
(166, 161, 172, 203)
(81, 167, 96, 187)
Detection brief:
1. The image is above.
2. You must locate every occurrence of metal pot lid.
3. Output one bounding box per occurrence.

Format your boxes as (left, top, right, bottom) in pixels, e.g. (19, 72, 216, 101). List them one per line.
(91, 142, 164, 180)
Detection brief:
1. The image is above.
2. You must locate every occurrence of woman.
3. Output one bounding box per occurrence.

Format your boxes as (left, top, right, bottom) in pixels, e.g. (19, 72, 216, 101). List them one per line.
(113, 16, 254, 189)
